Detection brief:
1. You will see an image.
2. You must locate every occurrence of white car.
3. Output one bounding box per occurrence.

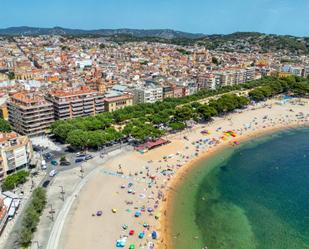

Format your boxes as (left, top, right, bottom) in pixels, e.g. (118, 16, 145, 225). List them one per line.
(49, 169, 57, 177)
(41, 160, 47, 170)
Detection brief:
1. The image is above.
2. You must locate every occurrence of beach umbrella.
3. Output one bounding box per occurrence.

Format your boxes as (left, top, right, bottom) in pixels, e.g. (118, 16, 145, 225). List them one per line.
(116, 239, 126, 247)
(138, 232, 145, 239)
(129, 230, 135, 235)
(151, 231, 158, 239)
(135, 211, 141, 217)
(112, 208, 117, 213)
(129, 244, 135, 249)
(147, 207, 154, 213)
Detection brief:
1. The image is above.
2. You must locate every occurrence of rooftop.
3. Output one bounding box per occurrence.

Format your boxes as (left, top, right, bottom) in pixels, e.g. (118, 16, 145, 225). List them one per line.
(0, 132, 17, 143)
(104, 93, 133, 103)
(10, 92, 47, 105)
(50, 86, 97, 98)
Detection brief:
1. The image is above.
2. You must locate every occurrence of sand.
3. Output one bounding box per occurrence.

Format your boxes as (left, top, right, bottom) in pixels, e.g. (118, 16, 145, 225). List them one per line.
(58, 97, 309, 249)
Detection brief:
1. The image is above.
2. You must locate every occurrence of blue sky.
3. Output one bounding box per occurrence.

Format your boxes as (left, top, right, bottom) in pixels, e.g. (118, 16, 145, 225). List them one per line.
(1, 0, 309, 36)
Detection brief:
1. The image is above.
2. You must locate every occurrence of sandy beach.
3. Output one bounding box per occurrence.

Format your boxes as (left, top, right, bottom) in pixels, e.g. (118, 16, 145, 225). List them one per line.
(57, 97, 309, 249)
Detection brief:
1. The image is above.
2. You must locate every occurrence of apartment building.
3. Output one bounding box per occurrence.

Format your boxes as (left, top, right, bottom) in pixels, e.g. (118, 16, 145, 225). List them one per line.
(104, 93, 133, 112)
(197, 74, 216, 90)
(0, 132, 33, 180)
(7, 92, 54, 136)
(162, 86, 174, 99)
(45, 86, 105, 120)
(215, 67, 256, 87)
(132, 83, 163, 104)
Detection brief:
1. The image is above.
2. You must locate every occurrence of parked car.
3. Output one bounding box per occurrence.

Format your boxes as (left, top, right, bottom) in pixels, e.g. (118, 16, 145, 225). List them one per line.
(41, 159, 47, 170)
(75, 158, 85, 163)
(76, 153, 86, 157)
(49, 169, 57, 177)
(42, 180, 50, 188)
(51, 160, 58, 166)
(60, 160, 71, 166)
(85, 154, 93, 160)
(43, 152, 53, 161)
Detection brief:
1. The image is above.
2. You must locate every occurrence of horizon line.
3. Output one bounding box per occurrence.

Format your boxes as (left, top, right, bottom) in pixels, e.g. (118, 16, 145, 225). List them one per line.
(0, 26, 307, 38)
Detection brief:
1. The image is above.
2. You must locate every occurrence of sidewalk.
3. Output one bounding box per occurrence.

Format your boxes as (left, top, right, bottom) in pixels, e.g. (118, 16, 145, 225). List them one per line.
(30, 147, 129, 249)
(0, 170, 46, 249)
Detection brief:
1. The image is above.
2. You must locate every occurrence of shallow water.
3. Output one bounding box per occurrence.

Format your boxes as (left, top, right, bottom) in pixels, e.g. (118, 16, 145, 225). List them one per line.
(170, 127, 309, 249)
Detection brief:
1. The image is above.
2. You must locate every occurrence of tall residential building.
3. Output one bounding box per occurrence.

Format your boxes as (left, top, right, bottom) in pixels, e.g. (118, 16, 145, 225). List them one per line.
(45, 86, 105, 120)
(197, 74, 215, 90)
(132, 83, 163, 104)
(162, 86, 174, 99)
(0, 132, 33, 180)
(7, 92, 54, 136)
(214, 67, 256, 87)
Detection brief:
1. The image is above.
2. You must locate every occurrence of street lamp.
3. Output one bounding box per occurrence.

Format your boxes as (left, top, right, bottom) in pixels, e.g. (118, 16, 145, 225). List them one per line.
(59, 186, 65, 201)
(49, 204, 55, 221)
(80, 164, 84, 178)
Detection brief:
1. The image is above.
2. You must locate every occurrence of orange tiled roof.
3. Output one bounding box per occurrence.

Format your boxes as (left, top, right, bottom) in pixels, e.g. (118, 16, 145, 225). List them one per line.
(0, 131, 18, 143)
(10, 92, 46, 104)
(50, 86, 97, 97)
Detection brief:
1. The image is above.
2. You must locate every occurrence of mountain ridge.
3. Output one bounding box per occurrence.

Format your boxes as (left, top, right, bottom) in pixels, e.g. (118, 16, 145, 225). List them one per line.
(0, 26, 205, 39)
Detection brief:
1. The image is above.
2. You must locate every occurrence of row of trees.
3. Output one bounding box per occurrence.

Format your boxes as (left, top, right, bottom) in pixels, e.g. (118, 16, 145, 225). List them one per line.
(65, 127, 123, 149)
(19, 187, 47, 247)
(51, 76, 309, 149)
(1, 170, 29, 191)
(249, 76, 309, 101)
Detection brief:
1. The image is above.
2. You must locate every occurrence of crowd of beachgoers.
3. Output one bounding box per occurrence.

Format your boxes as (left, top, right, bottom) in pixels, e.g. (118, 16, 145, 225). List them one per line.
(57, 98, 309, 249)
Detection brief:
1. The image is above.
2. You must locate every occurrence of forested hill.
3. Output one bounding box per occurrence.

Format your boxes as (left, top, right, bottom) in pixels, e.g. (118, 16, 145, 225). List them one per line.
(0, 26, 204, 39)
(109, 32, 309, 54)
(1, 27, 308, 54)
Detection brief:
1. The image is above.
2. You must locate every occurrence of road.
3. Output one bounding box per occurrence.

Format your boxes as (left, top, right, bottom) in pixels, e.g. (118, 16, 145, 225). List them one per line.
(2, 141, 127, 249)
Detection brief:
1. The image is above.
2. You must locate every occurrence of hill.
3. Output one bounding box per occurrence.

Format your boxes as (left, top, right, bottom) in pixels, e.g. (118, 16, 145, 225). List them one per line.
(0, 26, 205, 39)
(0, 27, 308, 53)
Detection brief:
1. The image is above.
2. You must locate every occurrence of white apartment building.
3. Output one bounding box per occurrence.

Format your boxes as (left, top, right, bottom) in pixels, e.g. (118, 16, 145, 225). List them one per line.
(0, 132, 33, 180)
(133, 83, 163, 104)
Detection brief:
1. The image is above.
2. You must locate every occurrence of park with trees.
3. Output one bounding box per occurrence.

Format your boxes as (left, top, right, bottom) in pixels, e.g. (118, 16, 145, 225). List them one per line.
(50, 76, 309, 149)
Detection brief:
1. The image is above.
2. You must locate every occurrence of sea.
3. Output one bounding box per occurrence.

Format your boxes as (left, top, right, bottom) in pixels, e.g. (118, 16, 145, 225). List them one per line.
(169, 126, 309, 249)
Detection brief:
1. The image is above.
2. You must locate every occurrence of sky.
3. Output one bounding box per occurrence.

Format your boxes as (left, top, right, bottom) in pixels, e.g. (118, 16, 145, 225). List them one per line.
(1, 0, 309, 36)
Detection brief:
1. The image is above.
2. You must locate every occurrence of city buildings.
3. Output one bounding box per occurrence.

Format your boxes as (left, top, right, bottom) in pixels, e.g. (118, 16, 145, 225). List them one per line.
(46, 86, 105, 120)
(0, 132, 33, 180)
(0, 35, 308, 137)
(132, 82, 163, 104)
(104, 93, 133, 112)
(7, 92, 54, 136)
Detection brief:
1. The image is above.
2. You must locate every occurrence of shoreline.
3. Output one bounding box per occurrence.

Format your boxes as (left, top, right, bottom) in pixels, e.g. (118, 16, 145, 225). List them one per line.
(158, 122, 309, 249)
(57, 98, 309, 249)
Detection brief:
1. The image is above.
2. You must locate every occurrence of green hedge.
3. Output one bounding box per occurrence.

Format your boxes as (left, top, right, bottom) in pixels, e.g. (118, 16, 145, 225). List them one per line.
(19, 187, 47, 247)
(1, 170, 29, 191)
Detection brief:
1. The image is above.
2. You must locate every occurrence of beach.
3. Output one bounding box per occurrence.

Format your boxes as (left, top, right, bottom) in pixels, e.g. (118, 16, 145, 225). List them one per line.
(57, 97, 309, 249)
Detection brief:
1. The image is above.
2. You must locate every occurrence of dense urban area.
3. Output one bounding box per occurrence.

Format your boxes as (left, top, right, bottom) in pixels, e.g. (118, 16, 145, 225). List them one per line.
(0, 31, 308, 249)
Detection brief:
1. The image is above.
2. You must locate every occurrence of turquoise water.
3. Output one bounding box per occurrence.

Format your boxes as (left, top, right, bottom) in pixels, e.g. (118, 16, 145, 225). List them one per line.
(170, 127, 309, 249)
